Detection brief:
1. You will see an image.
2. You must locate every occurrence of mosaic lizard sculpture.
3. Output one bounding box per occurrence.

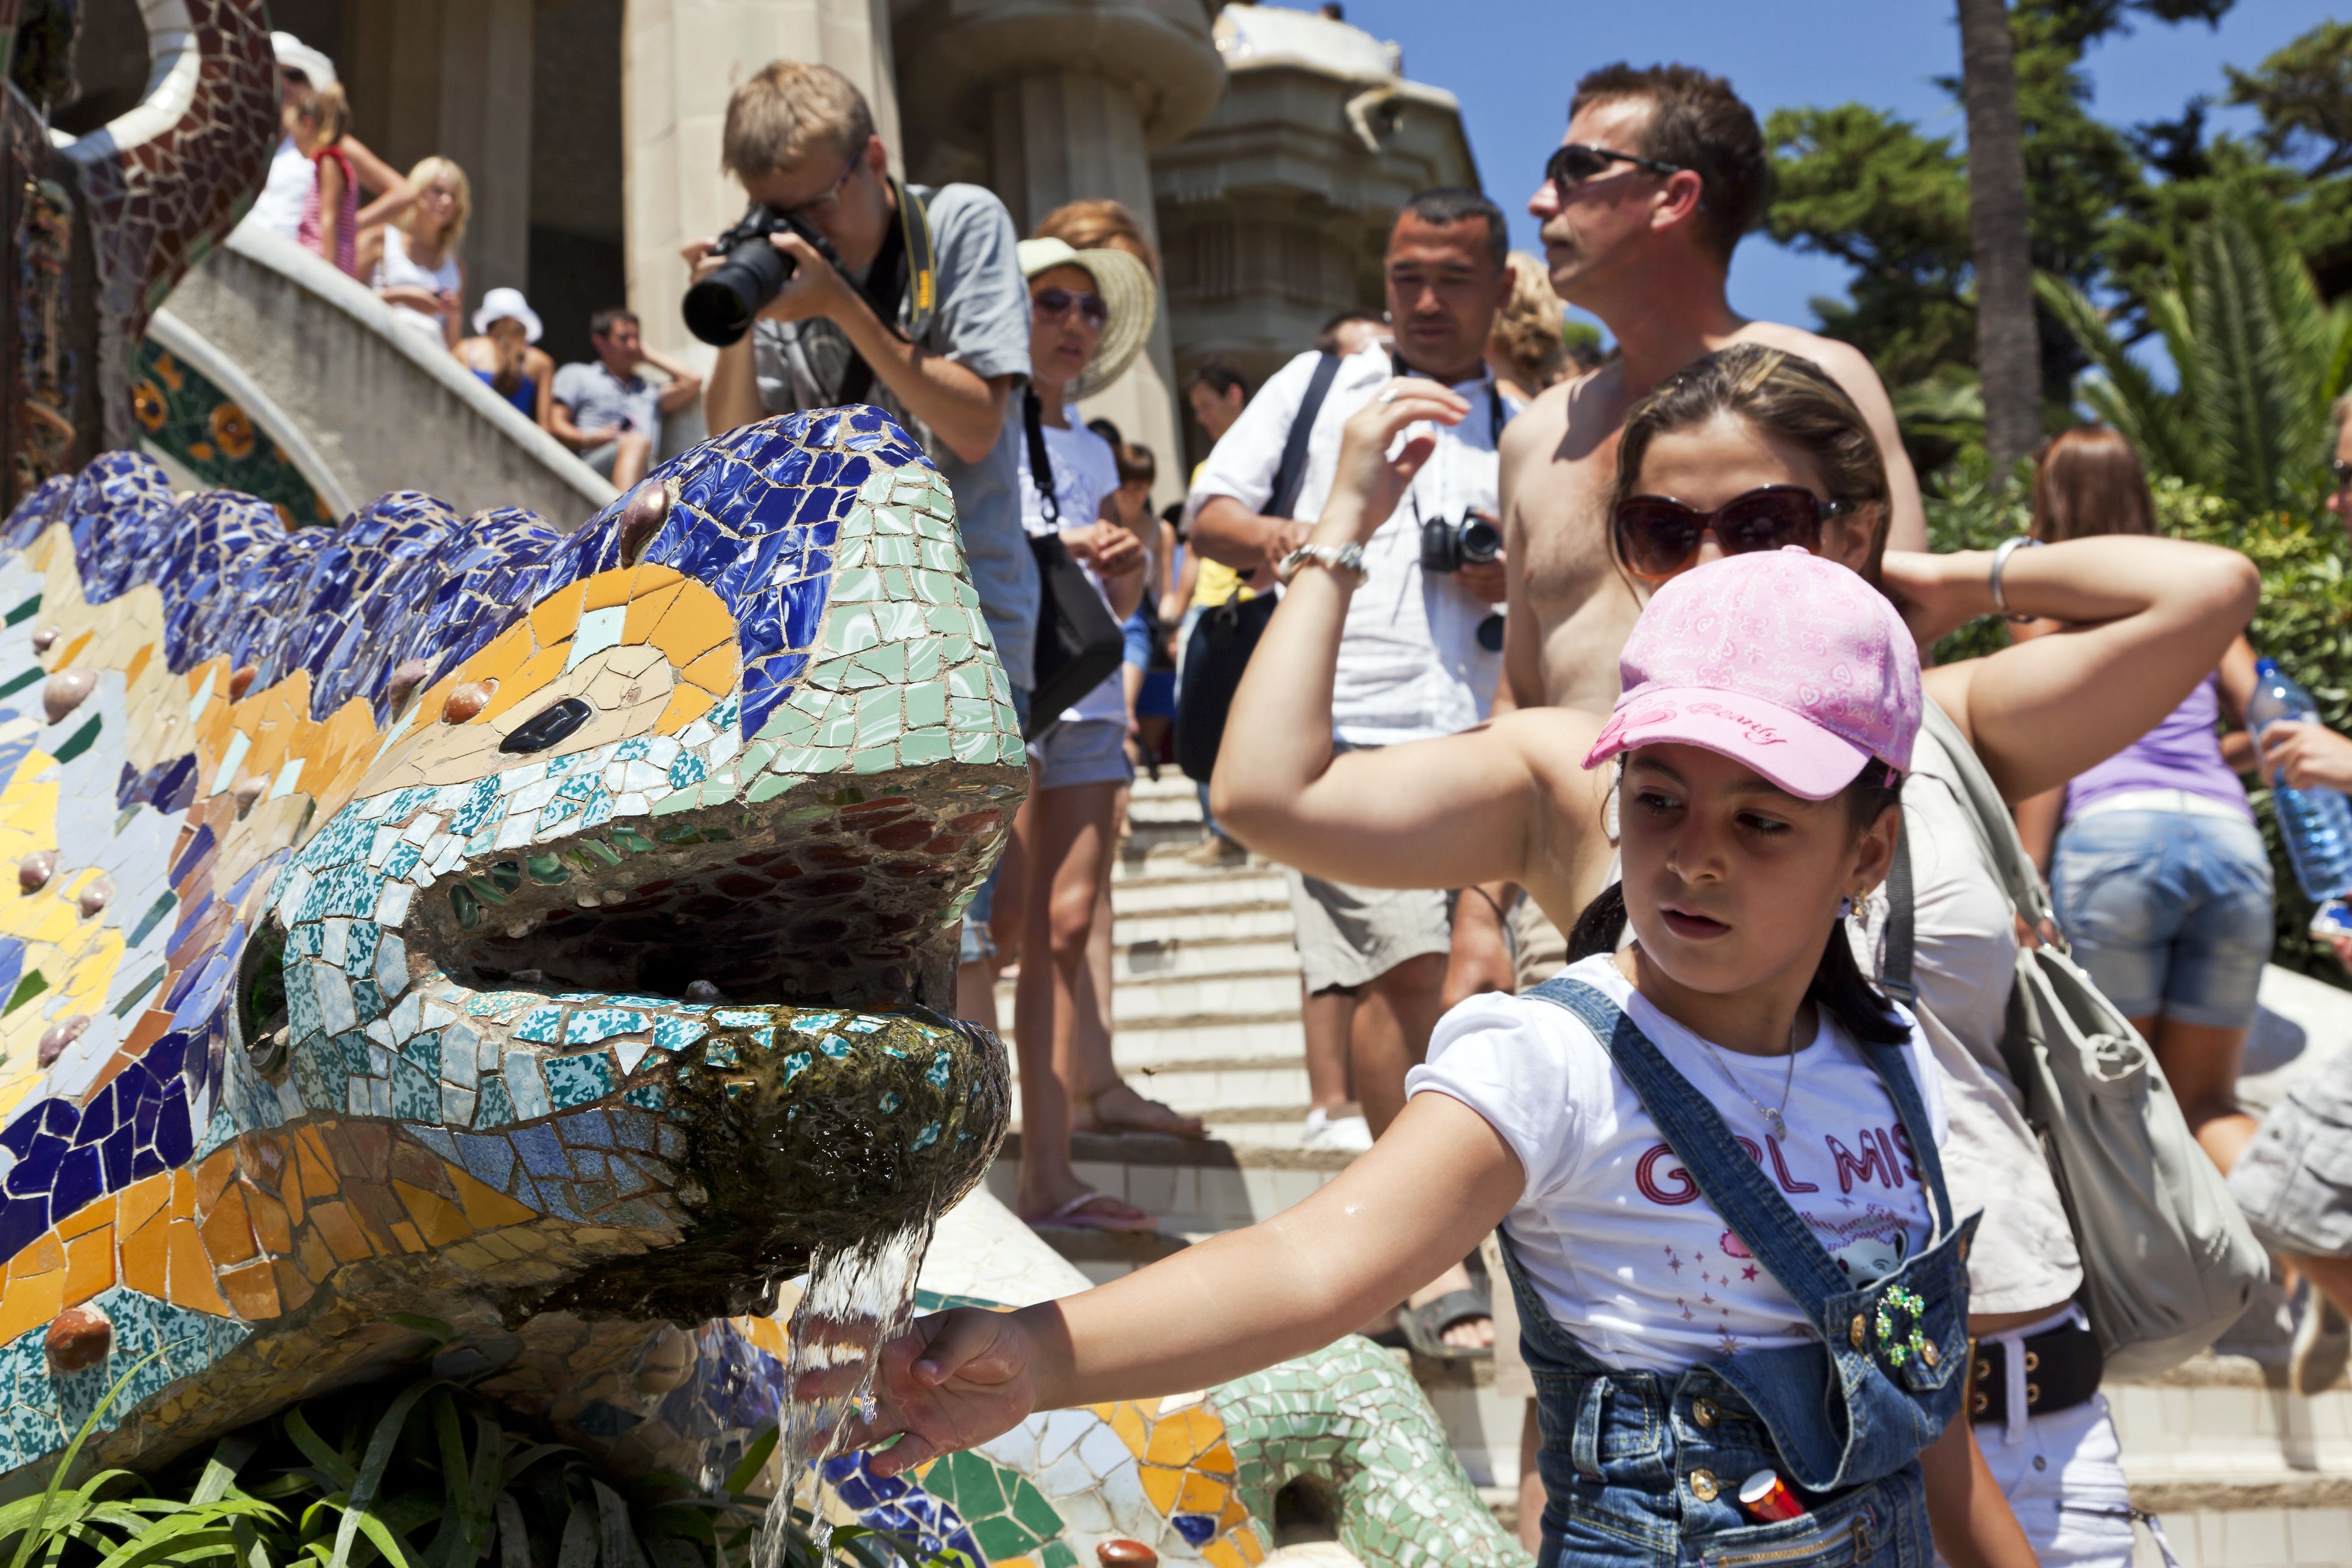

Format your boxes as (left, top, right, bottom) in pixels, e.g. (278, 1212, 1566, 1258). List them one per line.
(0, 407, 1021, 1477)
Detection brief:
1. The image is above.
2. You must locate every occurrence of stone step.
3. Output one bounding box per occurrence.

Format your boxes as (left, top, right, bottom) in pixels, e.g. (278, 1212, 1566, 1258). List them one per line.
(1113, 905, 1297, 947)
(997, 965, 1303, 1026)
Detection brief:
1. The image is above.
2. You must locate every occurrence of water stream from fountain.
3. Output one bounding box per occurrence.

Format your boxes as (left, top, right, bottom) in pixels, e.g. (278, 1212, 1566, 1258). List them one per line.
(755, 1214, 937, 1567)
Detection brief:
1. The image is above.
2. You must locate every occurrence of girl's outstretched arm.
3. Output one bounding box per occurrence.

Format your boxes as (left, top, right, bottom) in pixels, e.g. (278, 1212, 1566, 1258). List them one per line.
(1920, 1416, 2040, 1568)
(1886, 536, 2258, 803)
(855, 1092, 1524, 1475)
(1211, 380, 1609, 895)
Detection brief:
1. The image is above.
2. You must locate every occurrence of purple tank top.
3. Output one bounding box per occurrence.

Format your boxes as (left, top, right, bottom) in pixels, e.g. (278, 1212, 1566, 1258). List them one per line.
(2064, 672, 2252, 822)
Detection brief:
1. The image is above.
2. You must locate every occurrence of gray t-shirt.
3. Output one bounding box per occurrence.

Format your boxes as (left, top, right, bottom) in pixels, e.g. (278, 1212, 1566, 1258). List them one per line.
(751, 182, 1036, 688)
(551, 362, 662, 440)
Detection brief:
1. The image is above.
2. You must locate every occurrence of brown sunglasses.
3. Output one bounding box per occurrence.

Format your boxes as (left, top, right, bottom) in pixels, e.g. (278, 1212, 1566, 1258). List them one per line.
(1613, 486, 1842, 581)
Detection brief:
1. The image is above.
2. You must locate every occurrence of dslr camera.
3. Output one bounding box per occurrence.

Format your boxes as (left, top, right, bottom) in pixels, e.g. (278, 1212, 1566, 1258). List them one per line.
(682, 205, 844, 348)
(1420, 512, 1502, 575)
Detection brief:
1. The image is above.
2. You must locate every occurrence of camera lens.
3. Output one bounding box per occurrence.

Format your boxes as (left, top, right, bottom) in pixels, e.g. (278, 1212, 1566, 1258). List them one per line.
(682, 237, 794, 346)
(1460, 517, 1502, 565)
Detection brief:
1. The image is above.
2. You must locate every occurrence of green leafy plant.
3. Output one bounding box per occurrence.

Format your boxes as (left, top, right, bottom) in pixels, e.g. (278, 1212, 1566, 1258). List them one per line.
(0, 1359, 961, 1568)
(2038, 178, 2352, 518)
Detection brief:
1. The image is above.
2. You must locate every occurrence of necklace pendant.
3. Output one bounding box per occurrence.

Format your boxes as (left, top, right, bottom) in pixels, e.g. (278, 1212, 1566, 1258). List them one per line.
(1763, 1108, 1788, 1142)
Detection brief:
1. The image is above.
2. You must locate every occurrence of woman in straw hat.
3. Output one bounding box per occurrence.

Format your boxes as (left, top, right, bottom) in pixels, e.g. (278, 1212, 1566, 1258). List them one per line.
(454, 288, 555, 423)
(998, 235, 1180, 1233)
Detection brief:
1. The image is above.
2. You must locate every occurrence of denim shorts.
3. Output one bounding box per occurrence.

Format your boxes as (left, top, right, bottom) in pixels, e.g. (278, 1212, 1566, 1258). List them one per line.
(1029, 716, 1133, 793)
(958, 685, 1031, 966)
(2049, 808, 2274, 1028)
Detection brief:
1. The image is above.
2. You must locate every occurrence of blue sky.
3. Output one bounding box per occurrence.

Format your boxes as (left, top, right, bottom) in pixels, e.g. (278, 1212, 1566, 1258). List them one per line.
(1329, 0, 2339, 343)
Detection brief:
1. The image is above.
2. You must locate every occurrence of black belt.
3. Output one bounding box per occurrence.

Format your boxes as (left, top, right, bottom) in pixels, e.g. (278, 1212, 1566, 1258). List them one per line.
(1968, 1318, 2102, 1427)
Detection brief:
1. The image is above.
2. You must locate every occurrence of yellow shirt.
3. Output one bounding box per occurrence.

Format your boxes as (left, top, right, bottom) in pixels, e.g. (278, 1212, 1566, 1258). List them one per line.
(1187, 461, 1258, 607)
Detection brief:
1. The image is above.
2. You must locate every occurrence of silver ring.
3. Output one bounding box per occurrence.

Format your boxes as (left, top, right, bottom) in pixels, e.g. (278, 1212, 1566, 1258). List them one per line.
(1377, 385, 1399, 404)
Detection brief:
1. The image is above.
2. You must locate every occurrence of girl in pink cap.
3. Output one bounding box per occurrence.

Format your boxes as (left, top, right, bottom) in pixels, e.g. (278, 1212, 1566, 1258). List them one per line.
(833, 551, 2063, 1560)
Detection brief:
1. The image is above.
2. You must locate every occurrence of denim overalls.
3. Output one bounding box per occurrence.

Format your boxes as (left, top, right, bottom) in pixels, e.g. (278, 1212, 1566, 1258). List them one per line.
(1507, 978, 1978, 1567)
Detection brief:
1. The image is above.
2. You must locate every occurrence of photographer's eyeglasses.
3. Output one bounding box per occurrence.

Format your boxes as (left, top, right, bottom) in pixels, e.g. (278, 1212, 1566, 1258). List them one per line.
(1032, 287, 1109, 327)
(1613, 486, 1842, 581)
(780, 156, 860, 222)
(1546, 142, 1689, 197)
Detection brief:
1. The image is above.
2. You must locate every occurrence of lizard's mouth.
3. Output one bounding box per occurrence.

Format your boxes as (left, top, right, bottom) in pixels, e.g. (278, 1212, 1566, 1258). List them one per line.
(248, 774, 1017, 1323)
(416, 783, 1008, 1012)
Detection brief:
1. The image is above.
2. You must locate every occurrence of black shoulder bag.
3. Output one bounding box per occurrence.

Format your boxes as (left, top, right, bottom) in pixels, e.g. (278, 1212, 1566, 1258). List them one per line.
(1174, 351, 1342, 783)
(1021, 388, 1127, 739)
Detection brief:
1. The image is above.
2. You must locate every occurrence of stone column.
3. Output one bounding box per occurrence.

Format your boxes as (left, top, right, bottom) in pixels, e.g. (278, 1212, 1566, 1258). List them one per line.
(343, 0, 535, 307)
(892, 1, 1222, 510)
(621, 0, 901, 361)
(985, 69, 1184, 508)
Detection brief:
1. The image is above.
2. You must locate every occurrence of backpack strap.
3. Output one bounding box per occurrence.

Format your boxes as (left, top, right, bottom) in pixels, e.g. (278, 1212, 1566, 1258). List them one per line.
(1023, 385, 1060, 526)
(1265, 352, 1342, 521)
(1880, 833, 1917, 1007)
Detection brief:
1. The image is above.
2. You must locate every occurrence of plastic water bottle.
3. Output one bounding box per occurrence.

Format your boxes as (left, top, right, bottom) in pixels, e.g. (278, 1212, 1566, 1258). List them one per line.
(2248, 657, 2352, 904)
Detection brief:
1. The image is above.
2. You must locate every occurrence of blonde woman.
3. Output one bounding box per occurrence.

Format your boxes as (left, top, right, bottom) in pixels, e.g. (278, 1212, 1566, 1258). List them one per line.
(367, 156, 469, 349)
(1486, 250, 1572, 402)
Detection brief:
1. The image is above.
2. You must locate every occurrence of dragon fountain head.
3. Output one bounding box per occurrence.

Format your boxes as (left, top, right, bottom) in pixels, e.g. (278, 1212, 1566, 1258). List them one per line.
(0, 405, 1020, 1479)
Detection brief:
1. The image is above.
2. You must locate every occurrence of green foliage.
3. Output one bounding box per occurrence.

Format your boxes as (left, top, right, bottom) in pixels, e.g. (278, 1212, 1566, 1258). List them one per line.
(2037, 180, 2352, 517)
(0, 1367, 955, 1568)
(2227, 20, 2352, 179)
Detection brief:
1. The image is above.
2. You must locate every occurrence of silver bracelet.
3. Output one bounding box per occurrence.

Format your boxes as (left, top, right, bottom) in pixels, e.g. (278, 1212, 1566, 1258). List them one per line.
(1280, 542, 1368, 584)
(1989, 535, 2043, 623)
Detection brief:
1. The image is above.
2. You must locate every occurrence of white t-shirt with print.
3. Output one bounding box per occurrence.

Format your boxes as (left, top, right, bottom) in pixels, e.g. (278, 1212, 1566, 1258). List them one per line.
(1406, 954, 1951, 1374)
(1017, 416, 1125, 726)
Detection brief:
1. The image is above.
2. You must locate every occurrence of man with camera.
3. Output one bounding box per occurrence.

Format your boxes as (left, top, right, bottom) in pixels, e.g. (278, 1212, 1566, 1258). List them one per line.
(1185, 187, 1514, 1355)
(687, 61, 1035, 704)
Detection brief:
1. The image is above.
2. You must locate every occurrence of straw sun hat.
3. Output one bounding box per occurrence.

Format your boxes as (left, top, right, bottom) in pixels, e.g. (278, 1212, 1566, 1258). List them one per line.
(1016, 237, 1157, 401)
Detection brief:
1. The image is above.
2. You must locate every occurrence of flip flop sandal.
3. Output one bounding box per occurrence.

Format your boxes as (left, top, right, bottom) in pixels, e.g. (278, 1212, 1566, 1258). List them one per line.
(1398, 1286, 1494, 1361)
(1023, 1188, 1161, 1234)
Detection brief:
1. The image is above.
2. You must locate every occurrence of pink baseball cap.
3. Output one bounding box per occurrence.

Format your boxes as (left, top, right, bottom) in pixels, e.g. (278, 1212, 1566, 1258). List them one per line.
(1583, 547, 1920, 799)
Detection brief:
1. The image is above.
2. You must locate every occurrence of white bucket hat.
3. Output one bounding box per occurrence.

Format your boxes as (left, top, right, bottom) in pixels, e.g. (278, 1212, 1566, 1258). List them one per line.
(1016, 237, 1157, 401)
(472, 287, 544, 343)
(271, 32, 337, 91)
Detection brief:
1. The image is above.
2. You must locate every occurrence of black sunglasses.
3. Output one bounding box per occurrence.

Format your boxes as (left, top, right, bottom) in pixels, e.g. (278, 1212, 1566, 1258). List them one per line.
(1033, 286, 1108, 327)
(1614, 486, 1842, 581)
(1546, 142, 1689, 195)
(2333, 458, 2351, 492)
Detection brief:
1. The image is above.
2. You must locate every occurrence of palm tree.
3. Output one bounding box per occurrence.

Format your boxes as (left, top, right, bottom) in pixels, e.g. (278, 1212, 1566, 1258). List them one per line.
(2039, 179, 2352, 517)
(1955, 0, 2043, 470)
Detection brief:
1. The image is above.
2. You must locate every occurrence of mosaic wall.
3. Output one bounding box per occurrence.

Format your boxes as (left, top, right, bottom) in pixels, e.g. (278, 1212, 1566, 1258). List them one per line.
(0, 405, 1026, 1480)
(130, 341, 332, 528)
(779, 1187, 1536, 1568)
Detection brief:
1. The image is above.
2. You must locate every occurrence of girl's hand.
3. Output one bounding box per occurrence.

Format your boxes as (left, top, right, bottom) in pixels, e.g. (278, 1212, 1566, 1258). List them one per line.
(850, 1308, 1046, 1477)
(1320, 378, 1468, 544)
(1065, 522, 1144, 577)
(2260, 720, 2352, 793)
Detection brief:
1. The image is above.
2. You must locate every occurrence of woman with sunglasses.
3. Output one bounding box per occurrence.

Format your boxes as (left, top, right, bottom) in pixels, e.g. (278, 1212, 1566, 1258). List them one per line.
(998, 236, 1184, 1236)
(1201, 344, 2255, 1567)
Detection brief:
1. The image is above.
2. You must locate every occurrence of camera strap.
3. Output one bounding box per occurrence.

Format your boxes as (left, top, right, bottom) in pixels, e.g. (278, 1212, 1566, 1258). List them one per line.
(1385, 348, 1506, 446)
(834, 177, 938, 407)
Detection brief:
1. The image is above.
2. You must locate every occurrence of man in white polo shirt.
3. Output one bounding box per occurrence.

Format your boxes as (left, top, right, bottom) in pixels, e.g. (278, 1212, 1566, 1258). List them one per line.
(1185, 187, 1514, 1355)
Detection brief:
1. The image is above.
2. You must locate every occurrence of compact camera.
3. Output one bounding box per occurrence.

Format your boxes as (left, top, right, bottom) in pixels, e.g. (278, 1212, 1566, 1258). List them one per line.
(1420, 512, 1502, 574)
(682, 205, 844, 348)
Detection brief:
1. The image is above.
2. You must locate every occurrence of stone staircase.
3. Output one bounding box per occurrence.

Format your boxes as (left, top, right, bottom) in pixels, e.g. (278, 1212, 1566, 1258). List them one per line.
(982, 774, 2352, 1567)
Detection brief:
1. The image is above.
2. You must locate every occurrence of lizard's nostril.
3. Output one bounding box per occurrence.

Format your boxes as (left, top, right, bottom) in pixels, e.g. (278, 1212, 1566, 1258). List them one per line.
(500, 696, 595, 754)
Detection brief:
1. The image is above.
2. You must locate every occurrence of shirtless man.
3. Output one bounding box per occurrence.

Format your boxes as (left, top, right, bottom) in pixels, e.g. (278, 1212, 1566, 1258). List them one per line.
(1452, 65, 1930, 1551)
(1449, 63, 1930, 1001)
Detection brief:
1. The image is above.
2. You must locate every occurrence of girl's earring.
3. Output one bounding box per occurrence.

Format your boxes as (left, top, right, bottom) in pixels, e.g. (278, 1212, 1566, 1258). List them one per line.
(1836, 894, 1856, 920)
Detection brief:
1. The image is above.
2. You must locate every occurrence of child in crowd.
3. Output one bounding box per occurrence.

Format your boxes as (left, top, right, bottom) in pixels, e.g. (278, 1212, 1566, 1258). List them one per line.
(851, 541, 2038, 1566)
(292, 83, 357, 275)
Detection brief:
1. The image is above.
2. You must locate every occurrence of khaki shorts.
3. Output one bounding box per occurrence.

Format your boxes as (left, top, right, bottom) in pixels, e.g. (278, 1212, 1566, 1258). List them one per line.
(1283, 869, 1452, 993)
(1511, 895, 1570, 993)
